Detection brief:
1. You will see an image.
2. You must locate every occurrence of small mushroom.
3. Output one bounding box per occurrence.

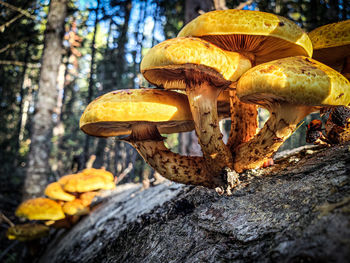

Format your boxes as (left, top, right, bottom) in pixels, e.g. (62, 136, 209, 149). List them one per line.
(141, 37, 251, 175)
(80, 88, 238, 190)
(82, 168, 114, 182)
(233, 56, 350, 172)
(62, 172, 115, 193)
(7, 223, 49, 241)
(15, 197, 65, 221)
(62, 199, 90, 216)
(44, 182, 76, 202)
(178, 9, 313, 151)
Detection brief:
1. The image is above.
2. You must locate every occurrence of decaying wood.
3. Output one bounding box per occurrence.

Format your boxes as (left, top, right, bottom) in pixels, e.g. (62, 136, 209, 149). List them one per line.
(39, 143, 350, 263)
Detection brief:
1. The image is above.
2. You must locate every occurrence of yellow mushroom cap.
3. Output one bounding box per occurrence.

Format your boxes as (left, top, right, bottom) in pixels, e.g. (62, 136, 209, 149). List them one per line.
(82, 168, 114, 182)
(44, 182, 76, 202)
(141, 37, 251, 87)
(57, 173, 76, 185)
(62, 173, 116, 193)
(62, 199, 90, 216)
(237, 56, 350, 107)
(309, 20, 350, 70)
(7, 223, 49, 242)
(15, 197, 65, 221)
(80, 89, 194, 137)
(178, 9, 312, 64)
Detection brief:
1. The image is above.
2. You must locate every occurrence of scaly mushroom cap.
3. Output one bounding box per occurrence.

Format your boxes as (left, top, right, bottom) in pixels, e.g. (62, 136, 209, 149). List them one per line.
(178, 9, 312, 64)
(45, 182, 76, 202)
(80, 89, 194, 137)
(62, 173, 115, 193)
(7, 223, 49, 241)
(82, 168, 114, 182)
(62, 199, 90, 216)
(237, 56, 350, 107)
(141, 37, 251, 87)
(15, 198, 65, 221)
(309, 20, 350, 70)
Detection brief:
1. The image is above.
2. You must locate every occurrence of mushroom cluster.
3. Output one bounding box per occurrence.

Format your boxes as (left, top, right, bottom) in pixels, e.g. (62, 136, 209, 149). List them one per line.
(8, 168, 115, 241)
(80, 10, 350, 194)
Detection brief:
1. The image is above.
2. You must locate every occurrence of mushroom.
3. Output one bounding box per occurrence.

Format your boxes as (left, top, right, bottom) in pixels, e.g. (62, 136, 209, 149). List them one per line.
(309, 20, 350, 143)
(141, 37, 251, 176)
(15, 197, 65, 221)
(309, 20, 350, 77)
(80, 88, 238, 191)
(62, 172, 115, 193)
(233, 56, 350, 172)
(7, 223, 49, 241)
(178, 9, 313, 151)
(62, 199, 90, 216)
(44, 182, 76, 202)
(79, 191, 99, 206)
(82, 168, 114, 182)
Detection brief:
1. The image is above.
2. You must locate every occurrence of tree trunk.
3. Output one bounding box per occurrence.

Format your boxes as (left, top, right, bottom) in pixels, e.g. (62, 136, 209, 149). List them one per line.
(15, 43, 30, 157)
(23, 0, 67, 200)
(83, 0, 101, 166)
(38, 142, 350, 262)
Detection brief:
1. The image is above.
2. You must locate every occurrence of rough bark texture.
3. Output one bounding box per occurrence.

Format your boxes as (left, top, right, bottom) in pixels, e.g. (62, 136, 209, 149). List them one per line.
(39, 143, 350, 263)
(24, 0, 67, 200)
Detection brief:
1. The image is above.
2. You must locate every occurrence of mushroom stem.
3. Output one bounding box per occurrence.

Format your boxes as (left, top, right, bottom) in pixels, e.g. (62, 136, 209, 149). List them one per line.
(227, 84, 258, 151)
(124, 124, 238, 189)
(186, 81, 234, 174)
(233, 103, 314, 172)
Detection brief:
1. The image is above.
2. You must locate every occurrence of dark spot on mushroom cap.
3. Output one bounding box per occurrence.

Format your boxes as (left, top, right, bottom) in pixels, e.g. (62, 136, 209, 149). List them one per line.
(260, 65, 277, 74)
(203, 42, 210, 49)
(279, 22, 285, 26)
(336, 93, 344, 100)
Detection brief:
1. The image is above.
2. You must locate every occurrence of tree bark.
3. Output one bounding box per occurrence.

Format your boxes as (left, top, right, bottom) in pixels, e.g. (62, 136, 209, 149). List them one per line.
(23, 0, 67, 200)
(39, 142, 350, 263)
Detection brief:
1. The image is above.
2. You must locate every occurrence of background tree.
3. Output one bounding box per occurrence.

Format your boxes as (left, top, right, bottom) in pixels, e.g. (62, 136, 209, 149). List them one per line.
(23, 0, 67, 200)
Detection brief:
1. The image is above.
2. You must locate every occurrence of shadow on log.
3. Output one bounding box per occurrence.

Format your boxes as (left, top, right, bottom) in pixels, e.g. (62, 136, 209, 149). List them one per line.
(39, 142, 350, 263)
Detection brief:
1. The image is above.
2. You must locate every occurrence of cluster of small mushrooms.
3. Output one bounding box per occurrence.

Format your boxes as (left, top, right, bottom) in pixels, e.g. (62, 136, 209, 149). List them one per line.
(7, 168, 115, 241)
(80, 10, 350, 194)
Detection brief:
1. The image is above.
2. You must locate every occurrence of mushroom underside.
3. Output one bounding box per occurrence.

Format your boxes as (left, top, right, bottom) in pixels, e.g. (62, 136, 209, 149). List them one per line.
(201, 34, 309, 64)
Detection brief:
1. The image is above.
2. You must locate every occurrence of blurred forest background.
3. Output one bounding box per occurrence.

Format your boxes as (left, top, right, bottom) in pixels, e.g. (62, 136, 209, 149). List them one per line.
(0, 0, 349, 248)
